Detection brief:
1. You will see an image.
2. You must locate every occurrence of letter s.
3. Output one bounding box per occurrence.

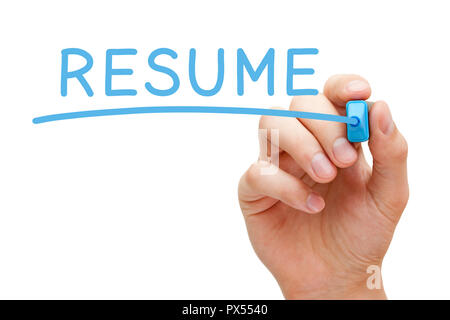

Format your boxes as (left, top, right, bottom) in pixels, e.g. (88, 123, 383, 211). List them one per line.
(145, 48, 180, 96)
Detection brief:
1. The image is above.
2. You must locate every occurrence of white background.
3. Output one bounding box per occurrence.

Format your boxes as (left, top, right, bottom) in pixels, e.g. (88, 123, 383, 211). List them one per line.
(0, 0, 449, 299)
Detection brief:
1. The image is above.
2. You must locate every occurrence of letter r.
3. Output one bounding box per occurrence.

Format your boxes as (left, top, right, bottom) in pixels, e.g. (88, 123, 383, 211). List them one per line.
(61, 48, 94, 97)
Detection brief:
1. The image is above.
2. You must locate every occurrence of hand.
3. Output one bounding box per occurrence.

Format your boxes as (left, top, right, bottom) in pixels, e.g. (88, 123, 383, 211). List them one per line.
(238, 75, 408, 299)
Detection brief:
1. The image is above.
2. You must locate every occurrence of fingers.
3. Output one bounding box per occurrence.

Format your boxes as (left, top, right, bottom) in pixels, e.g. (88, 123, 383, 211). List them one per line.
(324, 74, 372, 107)
(238, 161, 325, 215)
(368, 101, 409, 222)
(290, 94, 358, 168)
(259, 115, 337, 183)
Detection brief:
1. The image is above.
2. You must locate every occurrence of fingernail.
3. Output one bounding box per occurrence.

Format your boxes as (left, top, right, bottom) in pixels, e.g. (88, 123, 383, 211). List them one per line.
(379, 106, 394, 135)
(346, 80, 368, 92)
(311, 153, 335, 178)
(306, 193, 325, 213)
(333, 137, 357, 164)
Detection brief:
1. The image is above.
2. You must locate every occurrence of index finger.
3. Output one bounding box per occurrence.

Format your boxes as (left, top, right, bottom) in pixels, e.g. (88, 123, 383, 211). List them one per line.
(323, 74, 372, 107)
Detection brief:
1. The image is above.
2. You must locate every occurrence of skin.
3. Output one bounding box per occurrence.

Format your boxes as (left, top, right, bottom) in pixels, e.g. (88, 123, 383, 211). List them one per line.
(238, 75, 409, 299)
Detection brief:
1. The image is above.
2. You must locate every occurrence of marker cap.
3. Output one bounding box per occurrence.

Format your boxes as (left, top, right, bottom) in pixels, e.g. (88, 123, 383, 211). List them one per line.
(346, 100, 369, 142)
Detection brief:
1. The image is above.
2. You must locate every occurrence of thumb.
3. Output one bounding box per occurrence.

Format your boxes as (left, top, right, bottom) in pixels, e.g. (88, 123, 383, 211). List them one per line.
(368, 101, 409, 223)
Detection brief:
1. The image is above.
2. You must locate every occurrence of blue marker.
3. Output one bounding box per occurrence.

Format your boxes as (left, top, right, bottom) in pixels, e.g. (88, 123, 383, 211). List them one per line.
(346, 100, 370, 142)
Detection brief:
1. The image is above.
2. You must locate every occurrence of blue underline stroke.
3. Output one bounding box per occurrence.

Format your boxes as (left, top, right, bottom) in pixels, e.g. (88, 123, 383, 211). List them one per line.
(32, 106, 357, 125)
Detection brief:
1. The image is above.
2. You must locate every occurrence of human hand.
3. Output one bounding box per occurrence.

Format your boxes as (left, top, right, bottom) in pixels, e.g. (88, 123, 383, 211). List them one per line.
(238, 75, 408, 299)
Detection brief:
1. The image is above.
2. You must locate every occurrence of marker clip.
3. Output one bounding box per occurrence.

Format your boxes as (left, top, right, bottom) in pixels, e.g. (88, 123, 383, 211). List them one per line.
(346, 100, 369, 142)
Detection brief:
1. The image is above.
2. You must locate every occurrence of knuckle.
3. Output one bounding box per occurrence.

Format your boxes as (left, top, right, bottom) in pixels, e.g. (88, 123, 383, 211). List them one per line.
(324, 74, 341, 89)
(290, 95, 310, 110)
(391, 186, 410, 212)
(259, 107, 287, 129)
(245, 163, 261, 187)
(290, 93, 325, 111)
(393, 134, 408, 161)
(258, 115, 270, 129)
(290, 95, 305, 107)
(259, 114, 278, 129)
